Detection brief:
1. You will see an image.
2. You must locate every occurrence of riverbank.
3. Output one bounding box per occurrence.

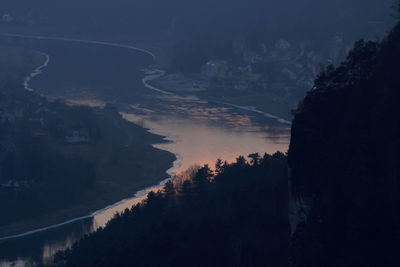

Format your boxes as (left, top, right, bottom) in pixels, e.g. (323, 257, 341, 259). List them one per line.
(0, 106, 176, 238)
(0, 33, 290, 241)
(143, 69, 293, 124)
(0, 31, 297, 121)
(0, 43, 176, 238)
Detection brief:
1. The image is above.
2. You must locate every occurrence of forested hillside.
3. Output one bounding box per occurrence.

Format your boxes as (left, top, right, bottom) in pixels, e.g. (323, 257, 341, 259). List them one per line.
(55, 153, 289, 267)
(289, 17, 400, 267)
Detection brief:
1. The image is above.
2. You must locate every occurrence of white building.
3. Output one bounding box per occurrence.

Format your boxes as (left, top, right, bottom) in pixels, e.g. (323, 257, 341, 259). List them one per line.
(202, 60, 229, 79)
(66, 130, 89, 144)
(2, 14, 13, 23)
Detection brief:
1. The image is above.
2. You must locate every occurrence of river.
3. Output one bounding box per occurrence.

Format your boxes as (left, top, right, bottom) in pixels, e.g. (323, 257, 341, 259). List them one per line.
(0, 35, 290, 266)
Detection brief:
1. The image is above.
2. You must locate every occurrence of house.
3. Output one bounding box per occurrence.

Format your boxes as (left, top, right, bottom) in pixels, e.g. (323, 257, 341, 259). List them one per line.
(66, 129, 89, 144)
(275, 39, 291, 51)
(2, 14, 13, 23)
(202, 60, 229, 79)
(29, 117, 49, 137)
(243, 50, 263, 65)
(281, 63, 305, 81)
(1, 179, 29, 190)
(1, 180, 19, 188)
(0, 111, 15, 125)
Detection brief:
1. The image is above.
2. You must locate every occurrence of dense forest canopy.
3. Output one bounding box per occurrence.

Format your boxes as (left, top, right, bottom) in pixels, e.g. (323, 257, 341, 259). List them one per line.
(54, 153, 290, 267)
(288, 15, 400, 267)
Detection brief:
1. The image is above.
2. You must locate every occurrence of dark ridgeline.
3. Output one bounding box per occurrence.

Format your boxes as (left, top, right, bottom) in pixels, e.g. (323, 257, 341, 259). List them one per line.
(288, 16, 400, 267)
(54, 153, 290, 267)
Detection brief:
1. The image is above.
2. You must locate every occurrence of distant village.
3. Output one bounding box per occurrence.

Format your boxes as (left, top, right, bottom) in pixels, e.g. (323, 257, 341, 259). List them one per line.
(1, 12, 35, 26)
(155, 36, 353, 112)
(0, 11, 367, 110)
(203, 37, 352, 93)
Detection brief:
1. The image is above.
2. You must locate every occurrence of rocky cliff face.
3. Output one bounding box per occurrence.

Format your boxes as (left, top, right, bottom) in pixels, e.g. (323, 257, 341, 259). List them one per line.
(288, 22, 400, 267)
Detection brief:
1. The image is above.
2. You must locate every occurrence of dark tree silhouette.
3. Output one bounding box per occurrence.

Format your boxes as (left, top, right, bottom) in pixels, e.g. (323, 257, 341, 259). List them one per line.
(54, 153, 289, 267)
(289, 19, 400, 267)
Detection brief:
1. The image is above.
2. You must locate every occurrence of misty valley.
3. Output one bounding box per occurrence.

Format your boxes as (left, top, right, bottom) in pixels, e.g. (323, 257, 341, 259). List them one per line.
(0, 34, 289, 264)
(0, 1, 399, 266)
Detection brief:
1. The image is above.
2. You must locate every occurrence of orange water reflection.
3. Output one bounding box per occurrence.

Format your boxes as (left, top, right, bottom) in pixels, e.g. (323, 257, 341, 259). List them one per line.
(90, 112, 289, 229)
(146, 118, 287, 174)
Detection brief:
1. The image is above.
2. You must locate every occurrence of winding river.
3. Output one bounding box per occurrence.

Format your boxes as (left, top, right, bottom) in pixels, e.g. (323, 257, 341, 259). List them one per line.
(0, 34, 290, 266)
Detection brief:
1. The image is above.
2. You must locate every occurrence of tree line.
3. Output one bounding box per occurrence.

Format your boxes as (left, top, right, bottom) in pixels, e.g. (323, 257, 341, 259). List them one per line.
(54, 152, 290, 267)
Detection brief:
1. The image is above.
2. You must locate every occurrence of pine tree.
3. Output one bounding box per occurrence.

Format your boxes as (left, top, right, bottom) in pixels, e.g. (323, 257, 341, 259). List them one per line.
(215, 158, 223, 174)
(248, 153, 261, 166)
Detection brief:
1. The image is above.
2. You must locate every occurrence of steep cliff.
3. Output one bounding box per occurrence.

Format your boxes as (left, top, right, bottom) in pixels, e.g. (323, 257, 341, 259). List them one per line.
(288, 22, 400, 267)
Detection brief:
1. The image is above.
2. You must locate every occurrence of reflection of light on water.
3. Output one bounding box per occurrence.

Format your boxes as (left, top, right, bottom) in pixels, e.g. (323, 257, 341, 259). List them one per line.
(4, 93, 289, 265)
(41, 234, 79, 265)
(1, 35, 292, 266)
(65, 98, 106, 108)
(122, 112, 289, 175)
(91, 152, 183, 230)
(64, 94, 107, 108)
(88, 109, 289, 232)
(90, 153, 182, 231)
(2, 100, 290, 266)
(92, 194, 148, 229)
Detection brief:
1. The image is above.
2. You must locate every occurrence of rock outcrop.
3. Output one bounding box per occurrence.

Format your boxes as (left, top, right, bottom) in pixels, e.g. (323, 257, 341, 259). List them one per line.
(288, 22, 400, 267)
